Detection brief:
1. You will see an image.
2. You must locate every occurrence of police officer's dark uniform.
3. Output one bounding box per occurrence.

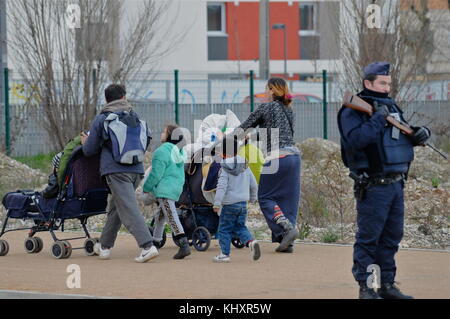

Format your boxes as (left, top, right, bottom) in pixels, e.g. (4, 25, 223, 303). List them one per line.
(337, 62, 431, 299)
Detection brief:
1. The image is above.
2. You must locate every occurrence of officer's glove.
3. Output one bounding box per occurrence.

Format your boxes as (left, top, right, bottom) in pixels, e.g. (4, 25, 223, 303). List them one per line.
(411, 126, 431, 146)
(373, 101, 390, 118)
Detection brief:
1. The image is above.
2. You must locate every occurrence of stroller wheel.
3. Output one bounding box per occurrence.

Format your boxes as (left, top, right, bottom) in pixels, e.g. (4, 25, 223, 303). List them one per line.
(51, 241, 66, 259)
(24, 237, 39, 254)
(0, 240, 9, 256)
(34, 237, 44, 253)
(84, 238, 99, 256)
(148, 226, 167, 249)
(192, 226, 211, 252)
(232, 238, 245, 249)
(62, 241, 72, 259)
(51, 241, 72, 259)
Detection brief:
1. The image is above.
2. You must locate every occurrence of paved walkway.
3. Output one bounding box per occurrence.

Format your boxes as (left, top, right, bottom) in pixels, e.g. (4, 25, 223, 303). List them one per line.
(0, 231, 448, 299)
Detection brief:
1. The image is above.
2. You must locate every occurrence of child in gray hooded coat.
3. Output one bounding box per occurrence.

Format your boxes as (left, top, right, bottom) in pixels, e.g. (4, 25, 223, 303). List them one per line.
(213, 137, 261, 263)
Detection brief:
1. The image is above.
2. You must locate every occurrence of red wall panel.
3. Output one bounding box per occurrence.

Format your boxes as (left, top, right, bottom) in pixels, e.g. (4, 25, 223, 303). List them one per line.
(226, 2, 260, 60)
(226, 2, 300, 61)
(269, 2, 300, 60)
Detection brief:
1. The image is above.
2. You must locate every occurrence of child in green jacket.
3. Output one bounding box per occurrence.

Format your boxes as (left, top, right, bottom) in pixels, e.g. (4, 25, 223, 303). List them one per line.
(143, 124, 190, 259)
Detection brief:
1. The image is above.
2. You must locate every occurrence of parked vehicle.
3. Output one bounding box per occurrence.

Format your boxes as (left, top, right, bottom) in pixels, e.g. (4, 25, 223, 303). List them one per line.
(242, 93, 322, 104)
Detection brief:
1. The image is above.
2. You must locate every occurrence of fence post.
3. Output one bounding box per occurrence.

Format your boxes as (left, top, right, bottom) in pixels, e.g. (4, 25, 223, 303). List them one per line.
(322, 69, 328, 140)
(207, 79, 212, 114)
(249, 70, 254, 113)
(4, 67, 10, 155)
(174, 69, 179, 125)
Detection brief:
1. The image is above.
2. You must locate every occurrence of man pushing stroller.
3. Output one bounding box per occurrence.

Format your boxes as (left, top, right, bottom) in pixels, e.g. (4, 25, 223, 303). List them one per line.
(81, 84, 158, 263)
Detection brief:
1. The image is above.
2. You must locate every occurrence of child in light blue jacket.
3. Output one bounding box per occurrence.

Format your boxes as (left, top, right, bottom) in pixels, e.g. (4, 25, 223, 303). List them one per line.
(213, 136, 261, 263)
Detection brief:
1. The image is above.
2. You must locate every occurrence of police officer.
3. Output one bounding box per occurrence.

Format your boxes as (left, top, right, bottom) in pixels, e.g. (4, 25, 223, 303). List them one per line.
(337, 62, 431, 299)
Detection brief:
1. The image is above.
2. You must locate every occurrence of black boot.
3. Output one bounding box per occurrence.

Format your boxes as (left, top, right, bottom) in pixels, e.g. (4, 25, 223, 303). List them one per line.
(285, 244, 294, 253)
(378, 283, 413, 299)
(173, 236, 191, 260)
(359, 282, 382, 299)
(277, 244, 294, 253)
(275, 220, 299, 252)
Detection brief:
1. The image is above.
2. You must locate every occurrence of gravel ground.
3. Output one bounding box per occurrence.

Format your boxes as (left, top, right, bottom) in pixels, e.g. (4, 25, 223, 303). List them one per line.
(1, 138, 448, 250)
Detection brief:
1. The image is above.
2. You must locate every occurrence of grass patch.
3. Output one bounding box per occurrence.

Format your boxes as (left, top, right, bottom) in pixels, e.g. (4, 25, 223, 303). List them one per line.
(13, 152, 57, 173)
(431, 177, 441, 188)
(321, 229, 339, 243)
(298, 222, 311, 240)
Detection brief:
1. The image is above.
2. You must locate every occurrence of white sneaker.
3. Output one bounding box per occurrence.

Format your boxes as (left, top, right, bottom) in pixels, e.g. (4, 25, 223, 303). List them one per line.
(94, 243, 111, 260)
(135, 246, 159, 263)
(249, 240, 261, 261)
(213, 253, 230, 263)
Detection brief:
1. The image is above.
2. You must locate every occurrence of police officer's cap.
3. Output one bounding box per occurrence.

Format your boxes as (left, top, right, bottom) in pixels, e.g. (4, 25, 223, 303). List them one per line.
(364, 62, 390, 77)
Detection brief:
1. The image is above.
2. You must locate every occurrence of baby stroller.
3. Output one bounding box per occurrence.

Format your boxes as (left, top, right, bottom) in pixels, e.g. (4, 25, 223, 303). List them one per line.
(0, 147, 109, 259)
(151, 148, 245, 252)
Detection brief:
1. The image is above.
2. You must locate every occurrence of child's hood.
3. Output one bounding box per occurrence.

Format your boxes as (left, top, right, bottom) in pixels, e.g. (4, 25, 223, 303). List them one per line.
(221, 155, 248, 176)
(160, 142, 186, 166)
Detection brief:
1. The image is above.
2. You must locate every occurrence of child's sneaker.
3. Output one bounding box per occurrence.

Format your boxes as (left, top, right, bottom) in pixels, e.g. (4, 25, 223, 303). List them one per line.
(213, 253, 230, 263)
(94, 243, 111, 260)
(135, 246, 159, 263)
(249, 240, 261, 261)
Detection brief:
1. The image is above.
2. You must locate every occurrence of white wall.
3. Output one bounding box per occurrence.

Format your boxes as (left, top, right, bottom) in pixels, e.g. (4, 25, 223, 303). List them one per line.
(134, 0, 208, 74)
(5, 0, 341, 76)
(126, 0, 342, 76)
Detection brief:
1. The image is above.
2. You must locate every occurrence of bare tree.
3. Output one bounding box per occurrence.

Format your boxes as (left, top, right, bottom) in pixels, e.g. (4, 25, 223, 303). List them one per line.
(7, 0, 185, 150)
(332, 0, 450, 102)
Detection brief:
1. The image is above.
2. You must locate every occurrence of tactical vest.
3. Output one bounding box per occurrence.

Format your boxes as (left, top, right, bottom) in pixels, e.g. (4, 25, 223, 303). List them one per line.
(338, 103, 414, 176)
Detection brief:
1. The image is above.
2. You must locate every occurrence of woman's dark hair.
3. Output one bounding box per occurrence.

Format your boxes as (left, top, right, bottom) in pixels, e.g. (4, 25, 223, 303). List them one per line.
(105, 84, 127, 103)
(164, 124, 185, 145)
(267, 77, 292, 107)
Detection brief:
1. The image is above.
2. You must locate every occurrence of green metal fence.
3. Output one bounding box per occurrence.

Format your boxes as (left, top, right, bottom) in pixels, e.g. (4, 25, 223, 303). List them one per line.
(2, 68, 449, 157)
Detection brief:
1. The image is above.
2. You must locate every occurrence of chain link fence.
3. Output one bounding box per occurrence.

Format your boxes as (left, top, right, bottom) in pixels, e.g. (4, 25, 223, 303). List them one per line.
(1, 69, 449, 157)
(2, 99, 449, 157)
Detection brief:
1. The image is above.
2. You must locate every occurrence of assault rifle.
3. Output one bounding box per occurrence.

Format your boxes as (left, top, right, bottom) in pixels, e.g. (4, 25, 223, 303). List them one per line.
(342, 91, 448, 160)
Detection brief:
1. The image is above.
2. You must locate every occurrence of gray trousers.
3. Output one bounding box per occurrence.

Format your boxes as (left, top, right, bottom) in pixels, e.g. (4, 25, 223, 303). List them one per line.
(100, 173, 153, 249)
(153, 198, 185, 242)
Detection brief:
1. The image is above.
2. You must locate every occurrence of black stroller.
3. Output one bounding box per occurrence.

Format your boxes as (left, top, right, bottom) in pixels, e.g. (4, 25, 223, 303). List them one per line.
(150, 149, 245, 252)
(0, 147, 109, 259)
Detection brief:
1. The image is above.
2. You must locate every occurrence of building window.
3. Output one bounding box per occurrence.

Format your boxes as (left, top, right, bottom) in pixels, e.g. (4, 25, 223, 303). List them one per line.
(207, 3, 226, 34)
(299, 3, 317, 35)
(207, 2, 228, 60)
(299, 2, 319, 59)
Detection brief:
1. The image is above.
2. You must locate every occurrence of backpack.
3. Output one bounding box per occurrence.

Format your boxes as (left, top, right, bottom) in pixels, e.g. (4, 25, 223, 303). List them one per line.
(103, 111, 149, 165)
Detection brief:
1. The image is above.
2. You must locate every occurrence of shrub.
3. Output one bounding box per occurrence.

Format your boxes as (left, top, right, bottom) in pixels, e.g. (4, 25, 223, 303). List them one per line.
(321, 229, 339, 243)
